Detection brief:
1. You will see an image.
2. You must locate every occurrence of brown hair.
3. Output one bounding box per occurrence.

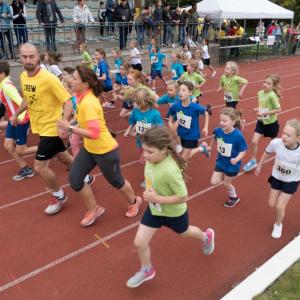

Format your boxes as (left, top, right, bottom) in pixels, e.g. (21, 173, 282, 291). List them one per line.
(128, 69, 147, 85)
(0, 61, 10, 76)
(46, 51, 63, 65)
(131, 87, 156, 110)
(95, 48, 106, 58)
(76, 65, 103, 97)
(266, 74, 282, 99)
(179, 80, 194, 92)
(140, 126, 187, 177)
(221, 107, 243, 129)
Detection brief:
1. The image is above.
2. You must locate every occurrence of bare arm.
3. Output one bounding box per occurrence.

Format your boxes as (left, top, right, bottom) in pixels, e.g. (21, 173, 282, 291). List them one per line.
(255, 151, 273, 176)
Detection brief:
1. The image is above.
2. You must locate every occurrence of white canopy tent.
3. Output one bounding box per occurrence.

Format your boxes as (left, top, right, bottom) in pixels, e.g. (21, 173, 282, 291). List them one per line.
(184, 0, 294, 20)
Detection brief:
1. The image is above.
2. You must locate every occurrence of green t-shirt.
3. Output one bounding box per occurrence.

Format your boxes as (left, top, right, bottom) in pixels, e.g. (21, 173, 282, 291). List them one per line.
(220, 75, 248, 102)
(82, 50, 93, 70)
(144, 154, 188, 217)
(257, 90, 280, 125)
(180, 72, 206, 97)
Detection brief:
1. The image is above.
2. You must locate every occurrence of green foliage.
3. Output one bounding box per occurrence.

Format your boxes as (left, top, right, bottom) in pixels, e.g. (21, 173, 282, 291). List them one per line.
(270, 0, 299, 22)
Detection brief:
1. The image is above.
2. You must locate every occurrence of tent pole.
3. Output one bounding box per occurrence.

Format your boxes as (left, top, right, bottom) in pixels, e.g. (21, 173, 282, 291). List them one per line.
(244, 19, 246, 32)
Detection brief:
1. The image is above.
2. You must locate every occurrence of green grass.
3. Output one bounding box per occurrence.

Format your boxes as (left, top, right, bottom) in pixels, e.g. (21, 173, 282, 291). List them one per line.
(254, 260, 300, 300)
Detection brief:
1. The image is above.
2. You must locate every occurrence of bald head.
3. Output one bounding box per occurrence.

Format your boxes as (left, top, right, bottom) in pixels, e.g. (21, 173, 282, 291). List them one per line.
(20, 43, 40, 73)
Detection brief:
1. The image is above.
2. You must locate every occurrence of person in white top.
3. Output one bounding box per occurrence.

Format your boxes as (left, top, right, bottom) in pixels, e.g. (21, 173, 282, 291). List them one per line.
(129, 40, 142, 71)
(73, 0, 95, 51)
(256, 119, 300, 239)
(201, 39, 216, 78)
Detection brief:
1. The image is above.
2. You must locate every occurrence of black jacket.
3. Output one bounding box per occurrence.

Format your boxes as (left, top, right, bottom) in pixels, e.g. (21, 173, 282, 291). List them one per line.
(36, 0, 64, 25)
(114, 3, 132, 23)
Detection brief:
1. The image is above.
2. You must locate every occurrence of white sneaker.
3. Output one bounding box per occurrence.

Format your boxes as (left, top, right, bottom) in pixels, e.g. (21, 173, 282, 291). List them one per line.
(175, 144, 183, 153)
(211, 71, 216, 78)
(271, 223, 282, 239)
(44, 194, 68, 215)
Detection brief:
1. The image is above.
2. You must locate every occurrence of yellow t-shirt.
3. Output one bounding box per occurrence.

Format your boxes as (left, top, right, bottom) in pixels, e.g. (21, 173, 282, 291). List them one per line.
(20, 68, 71, 136)
(76, 91, 117, 154)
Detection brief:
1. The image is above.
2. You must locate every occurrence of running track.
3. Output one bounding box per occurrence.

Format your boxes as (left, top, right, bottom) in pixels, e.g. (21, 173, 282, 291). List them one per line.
(0, 56, 300, 300)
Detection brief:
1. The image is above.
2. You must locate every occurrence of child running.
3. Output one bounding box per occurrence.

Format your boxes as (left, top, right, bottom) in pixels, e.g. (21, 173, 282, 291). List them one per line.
(201, 39, 216, 77)
(170, 52, 184, 81)
(181, 43, 192, 71)
(168, 81, 209, 161)
(243, 74, 281, 172)
(206, 107, 247, 207)
(126, 126, 215, 288)
(111, 47, 123, 84)
(193, 48, 204, 76)
(149, 45, 168, 91)
(79, 43, 93, 70)
(218, 61, 248, 109)
(130, 40, 142, 71)
(255, 119, 300, 238)
(0, 61, 37, 180)
(43, 51, 63, 79)
(94, 48, 114, 108)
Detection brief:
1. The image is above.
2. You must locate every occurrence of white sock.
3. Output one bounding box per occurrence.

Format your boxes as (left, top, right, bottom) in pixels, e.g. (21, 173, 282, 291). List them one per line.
(53, 189, 64, 199)
(84, 174, 90, 183)
(227, 186, 237, 198)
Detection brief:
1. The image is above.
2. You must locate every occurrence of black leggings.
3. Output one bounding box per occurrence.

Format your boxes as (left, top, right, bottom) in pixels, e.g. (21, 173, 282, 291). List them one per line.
(69, 147, 125, 191)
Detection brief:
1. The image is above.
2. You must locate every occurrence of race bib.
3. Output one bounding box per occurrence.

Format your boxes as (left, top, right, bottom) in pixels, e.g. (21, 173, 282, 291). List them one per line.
(275, 158, 297, 177)
(176, 112, 192, 129)
(136, 121, 151, 134)
(259, 108, 270, 120)
(217, 139, 232, 157)
(151, 56, 158, 63)
(224, 92, 234, 102)
(172, 69, 177, 78)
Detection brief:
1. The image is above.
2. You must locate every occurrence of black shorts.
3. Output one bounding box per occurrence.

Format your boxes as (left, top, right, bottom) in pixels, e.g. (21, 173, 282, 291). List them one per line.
(122, 100, 133, 110)
(255, 120, 279, 138)
(215, 165, 239, 177)
(131, 63, 142, 71)
(202, 58, 211, 66)
(151, 70, 163, 80)
(0, 102, 5, 118)
(69, 147, 125, 191)
(180, 138, 198, 149)
(36, 136, 66, 161)
(226, 101, 238, 109)
(268, 175, 299, 195)
(141, 206, 189, 234)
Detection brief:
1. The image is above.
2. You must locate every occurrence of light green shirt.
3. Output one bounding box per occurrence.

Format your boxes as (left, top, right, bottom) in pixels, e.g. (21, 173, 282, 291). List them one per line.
(220, 75, 248, 102)
(180, 72, 206, 97)
(82, 50, 93, 70)
(144, 154, 187, 217)
(257, 90, 280, 125)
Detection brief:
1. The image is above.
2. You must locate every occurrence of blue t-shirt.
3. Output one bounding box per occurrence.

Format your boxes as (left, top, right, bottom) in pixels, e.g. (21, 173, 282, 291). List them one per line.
(213, 127, 248, 173)
(168, 101, 206, 140)
(119, 75, 128, 86)
(157, 94, 180, 105)
(129, 108, 164, 147)
(171, 63, 184, 80)
(97, 59, 112, 89)
(149, 52, 166, 71)
(114, 57, 123, 83)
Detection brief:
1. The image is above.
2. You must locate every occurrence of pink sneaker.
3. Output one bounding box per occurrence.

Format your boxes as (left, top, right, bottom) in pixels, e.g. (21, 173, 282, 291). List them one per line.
(80, 206, 105, 227)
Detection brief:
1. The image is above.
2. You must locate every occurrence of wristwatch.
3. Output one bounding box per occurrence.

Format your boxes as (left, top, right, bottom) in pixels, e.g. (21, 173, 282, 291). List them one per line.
(68, 125, 74, 133)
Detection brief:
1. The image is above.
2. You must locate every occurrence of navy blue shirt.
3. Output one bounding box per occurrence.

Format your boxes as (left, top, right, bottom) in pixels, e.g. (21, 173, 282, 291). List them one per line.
(97, 59, 113, 89)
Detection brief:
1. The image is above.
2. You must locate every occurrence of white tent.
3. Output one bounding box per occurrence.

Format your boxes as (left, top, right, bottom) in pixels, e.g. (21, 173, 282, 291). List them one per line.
(184, 0, 294, 20)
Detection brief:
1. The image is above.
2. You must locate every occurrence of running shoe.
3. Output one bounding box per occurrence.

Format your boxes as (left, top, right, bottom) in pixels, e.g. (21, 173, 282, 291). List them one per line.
(44, 194, 68, 215)
(175, 144, 183, 154)
(125, 197, 142, 218)
(243, 159, 257, 172)
(211, 71, 216, 78)
(202, 228, 215, 255)
(126, 267, 156, 288)
(140, 181, 146, 189)
(84, 174, 95, 186)
(12, 166, 35, 181)
(224, 197, 240, 208)
(106, 102, 115, 108)
(271, 223, 282, 239)
(80, 206, 105, 227)
(199, 142, 210, 158)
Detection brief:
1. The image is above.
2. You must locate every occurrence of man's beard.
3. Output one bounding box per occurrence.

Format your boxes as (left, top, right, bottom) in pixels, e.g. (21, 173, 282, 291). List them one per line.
(24, 64, 37, 71)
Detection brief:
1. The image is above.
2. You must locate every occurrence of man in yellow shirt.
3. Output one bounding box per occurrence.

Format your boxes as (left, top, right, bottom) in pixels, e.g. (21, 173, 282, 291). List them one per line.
(11, 43, 74, 215)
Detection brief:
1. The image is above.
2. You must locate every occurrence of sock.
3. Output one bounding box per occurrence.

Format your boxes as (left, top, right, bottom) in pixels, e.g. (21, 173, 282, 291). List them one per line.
(141, 265, 152, 272)
(227, 186, 237, 198)
(84, 174, 90, 183)
(53, 189, 64, 199)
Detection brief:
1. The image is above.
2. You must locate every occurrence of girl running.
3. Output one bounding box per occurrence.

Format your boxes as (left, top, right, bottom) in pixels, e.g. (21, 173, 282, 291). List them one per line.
(181, 43, 192, 72)
(94, 48, 114, 108)
(170, 52, 184, 81)
(43, 51, 63, 79)
(111, 48, 123, 85)
(126, 126, 215, 288)
(201, 39, 216, 77)
(57, 66, 142, 227)
(79, 43, 93, 70)
(206, 107, 247, 207)
(243, 74, 281, 172)
(130, 40, 142, 71)
(168, 81, 209, 161)
(255, 119, 300, 239)
(218, 61, 248, 109)
(193, 48, 204, 76)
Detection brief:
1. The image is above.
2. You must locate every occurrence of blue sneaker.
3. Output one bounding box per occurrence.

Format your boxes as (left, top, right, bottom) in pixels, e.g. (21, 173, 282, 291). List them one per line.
(243, 159, 257, 172)
(12, 166, 35, 181)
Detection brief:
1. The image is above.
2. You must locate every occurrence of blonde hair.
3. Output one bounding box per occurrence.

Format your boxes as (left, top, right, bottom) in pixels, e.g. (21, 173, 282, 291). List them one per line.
(286, 119, 300, 136)
(226, 61, 239, 75)
(167, 81, 178, 90)
(131, 87, 156, 110)
(187, 59, 199, 73)
(266, 74, 282, 99)
(221, 107, 243, 129)
(128, 69, 147, 85)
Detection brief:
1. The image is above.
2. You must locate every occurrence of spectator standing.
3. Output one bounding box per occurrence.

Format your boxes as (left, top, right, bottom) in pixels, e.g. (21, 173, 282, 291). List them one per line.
(105, 0, 117, 35)
(10, 0, 27, 46)
(114, 0, 132, 50)
(36, 0, 64, 52)
(171, 7, 181, 47)
(73, 0, 95, 52)
(153, 0, 163, 41)
(202, 14, 212, 39)
(162, 3, 172, 47)
(190, 2, 199, 42)
(0, 0, 14, 59)
(287, 24, 299, 55)
(97, 1, 106, 37)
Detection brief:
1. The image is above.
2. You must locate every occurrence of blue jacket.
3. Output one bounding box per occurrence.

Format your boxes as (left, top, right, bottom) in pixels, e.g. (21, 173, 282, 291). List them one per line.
(0, 2, 12, 30)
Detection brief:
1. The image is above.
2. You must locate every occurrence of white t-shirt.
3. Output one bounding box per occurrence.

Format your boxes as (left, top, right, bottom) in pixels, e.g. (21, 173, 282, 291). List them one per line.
(202, 45, 210, 59)
(130, 48, 141, 65)
(266, 138, 300, 182)
(47, 64, 63, 78)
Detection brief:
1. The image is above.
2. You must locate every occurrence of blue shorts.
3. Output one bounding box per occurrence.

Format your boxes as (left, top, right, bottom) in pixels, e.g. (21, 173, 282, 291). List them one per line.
(122, 100, 134, 110)
(214, 164, 238, 177)
(151, 69, 163, 80)
(141, 206, 189, 234)
(5, 121, 30, 145)
(180, 138, 198, 149)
